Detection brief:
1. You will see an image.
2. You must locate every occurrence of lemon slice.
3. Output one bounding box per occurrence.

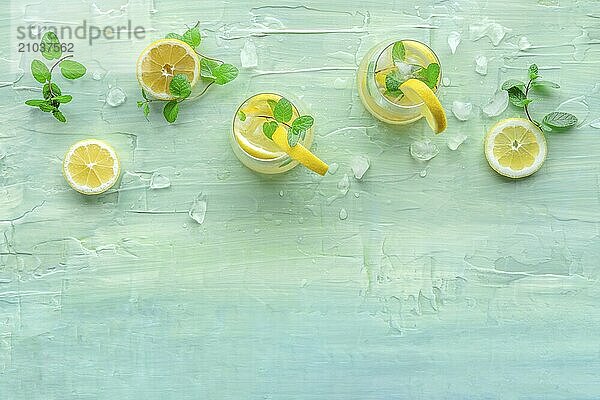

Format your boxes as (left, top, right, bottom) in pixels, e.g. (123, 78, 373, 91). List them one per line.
(271, 127, 329, 176)
(484, 118, 547, 179)
(63, 139, 120, 195)
(400, 78, 447, 133)
(136, 38, 200, 100)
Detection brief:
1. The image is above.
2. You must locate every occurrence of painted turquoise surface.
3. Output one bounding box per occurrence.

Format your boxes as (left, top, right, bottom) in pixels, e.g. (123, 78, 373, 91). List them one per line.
(1, 0, 600, 398)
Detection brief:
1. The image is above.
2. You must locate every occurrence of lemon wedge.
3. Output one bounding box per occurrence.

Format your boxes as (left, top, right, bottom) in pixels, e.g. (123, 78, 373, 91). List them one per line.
(484, 118, 547, 179)
(400, 78, 447, 133)
(271, 127, 329, 176)
(63, 139, 120, 195)
(136, 38, 200, 100)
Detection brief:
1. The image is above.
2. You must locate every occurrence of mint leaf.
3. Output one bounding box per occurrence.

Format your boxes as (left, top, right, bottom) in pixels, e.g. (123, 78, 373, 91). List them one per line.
(53, 95, 72, 103)
(392, 41, 405, 62)
(165, 33, 184, 41)
(43, 83, 61, 99)
(238, 110, 246, 121)
(137, 101, 144, 108)
(262, 121, 278, 139)
(213, 64, 238, 85)
(163, 100, 179, 123)
(528, 64, 539, 80)
(416, 63, 440, 89)
(60, 60, 86, 79)
(169, 74, 192, 98)
(182, 27, 201, 48)
(200, 59, 220, 80)
(52, 110, 66, 122)
(31, 60, 50, 83)
(143, 103, 150, 118)
(532, 80, 560, 89)
(141, 88, 148, 100)
(25, 99, 47, 106)
(38, 102, 56, 112)
(290, 115, 314, 140)
(273, 98, 293, 123)
(507, 86, 528, 107)
(542, 112, 577, 129)
(41, 31, 61, 60)
(287, 130, 301, 147)
(267, 99, 278, 114)
(501, 79, 526, 91)
(385, 71, 402, 92)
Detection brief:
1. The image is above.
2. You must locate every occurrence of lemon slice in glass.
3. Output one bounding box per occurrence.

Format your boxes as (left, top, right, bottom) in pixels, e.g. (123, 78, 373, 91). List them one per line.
(63, 139, 120, 195)
(271, 127, 329, 176)
(400, 78, 447, 133)
(484, 118, 547, 179)
(136, 38, 200, 100)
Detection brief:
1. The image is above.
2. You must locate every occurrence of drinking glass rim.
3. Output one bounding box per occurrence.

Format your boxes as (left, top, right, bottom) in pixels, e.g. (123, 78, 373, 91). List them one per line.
(231, 92, 307, 163)
(368, 39, 442, 110)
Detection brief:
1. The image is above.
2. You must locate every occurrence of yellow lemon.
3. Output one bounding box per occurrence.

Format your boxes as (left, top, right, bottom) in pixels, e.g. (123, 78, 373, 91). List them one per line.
(400, 78, 447, 133)
(63, 139, 120, 195)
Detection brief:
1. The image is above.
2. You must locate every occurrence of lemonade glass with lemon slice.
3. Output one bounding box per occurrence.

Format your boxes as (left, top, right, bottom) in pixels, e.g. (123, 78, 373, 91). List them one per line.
(231, 93, 328, 175)
(357, 39, 447, 133)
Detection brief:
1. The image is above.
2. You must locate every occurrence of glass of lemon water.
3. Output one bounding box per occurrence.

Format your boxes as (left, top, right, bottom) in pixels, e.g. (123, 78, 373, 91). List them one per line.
(357, 39, 443, 126)
(231, 93, 317, 175)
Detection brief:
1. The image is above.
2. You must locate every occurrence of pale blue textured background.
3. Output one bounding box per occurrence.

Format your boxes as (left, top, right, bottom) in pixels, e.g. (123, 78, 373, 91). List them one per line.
(1, 0, 600, 398)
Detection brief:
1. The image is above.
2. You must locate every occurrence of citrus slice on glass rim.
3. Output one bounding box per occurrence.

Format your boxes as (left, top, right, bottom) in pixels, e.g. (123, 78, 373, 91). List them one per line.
(400, 78, 447, 133)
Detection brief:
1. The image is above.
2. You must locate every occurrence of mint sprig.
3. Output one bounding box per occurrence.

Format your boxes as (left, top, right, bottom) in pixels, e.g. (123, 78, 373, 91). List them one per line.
(245, 97, 314, 147)
(381, 40, 440, 100)
(502, 64, 577, 132)
(138, 21, 239, 123)
(24, 31, 86, 123)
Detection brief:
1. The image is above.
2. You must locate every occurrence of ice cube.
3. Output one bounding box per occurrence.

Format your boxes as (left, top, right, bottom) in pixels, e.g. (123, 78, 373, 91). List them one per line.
(447, 134, 468, 150)
(240, 39, 258, 68)
(447, 31, 461, 54)
(328, 162, 339, 175)
(518, 37, 532, 51)
(339, 208, 348, 220)
(475, 55, 488, 75)
(452, 101, 473, 121)
(350, 155, 370, 180)
(482, 91, 509, 117)
(394, 61, 414, 80)
(105, 87, 126, 107)
(590, 118, 600, 129)
(470, 19, 510, 46)
(333, 77, 347, 90)
(149, 173, 171, 189)
(189, 193, 207, 224)
(337, 174, 350, 195)
(410, 139, 439, 161)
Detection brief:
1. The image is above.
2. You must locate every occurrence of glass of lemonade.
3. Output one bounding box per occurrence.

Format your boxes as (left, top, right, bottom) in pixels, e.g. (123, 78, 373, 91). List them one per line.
(357, 39, 442, 125)
(231, 93, 319, 175)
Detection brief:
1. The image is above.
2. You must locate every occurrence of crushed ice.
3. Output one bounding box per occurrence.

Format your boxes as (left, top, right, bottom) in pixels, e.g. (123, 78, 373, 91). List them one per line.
(350, 155, 370, 180)
(483, 91, 509, 117)
(410, 139, 439, 161)
(447, 31, 461, 54)
(475, 55, 488, 75)
(189, 193, 207, 224)
(452, 101, 473, 121)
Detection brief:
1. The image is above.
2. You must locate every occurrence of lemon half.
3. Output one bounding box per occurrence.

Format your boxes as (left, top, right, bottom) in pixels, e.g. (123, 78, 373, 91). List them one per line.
(136, 38, 200, 100)
(63, 139, 120, 195)
(484, 118, 547, 179)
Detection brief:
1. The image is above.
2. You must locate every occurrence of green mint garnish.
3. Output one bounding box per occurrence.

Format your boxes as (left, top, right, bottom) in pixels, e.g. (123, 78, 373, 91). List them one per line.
(542, 112, 578, 129)
(40, 31, 61, 60)
(238, 110, 246, 121)
(385, 71, 402, 93)
(262, 121, 278, 139)
(273, 98, 293, 123)
(169, 74, 192, 98)
(31, 60, 50, 83)
(24, 31, 86, 123)
(182, 23, 201, 48)
(502, 63, 577, 132)
(140, 21, 239, 123)
(392, 41, 405, 62)
(260, 98, 314, 147)
(163, 101, 179, 123)
(59, 60, 86, 79)
(416, 63, 440, 89)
